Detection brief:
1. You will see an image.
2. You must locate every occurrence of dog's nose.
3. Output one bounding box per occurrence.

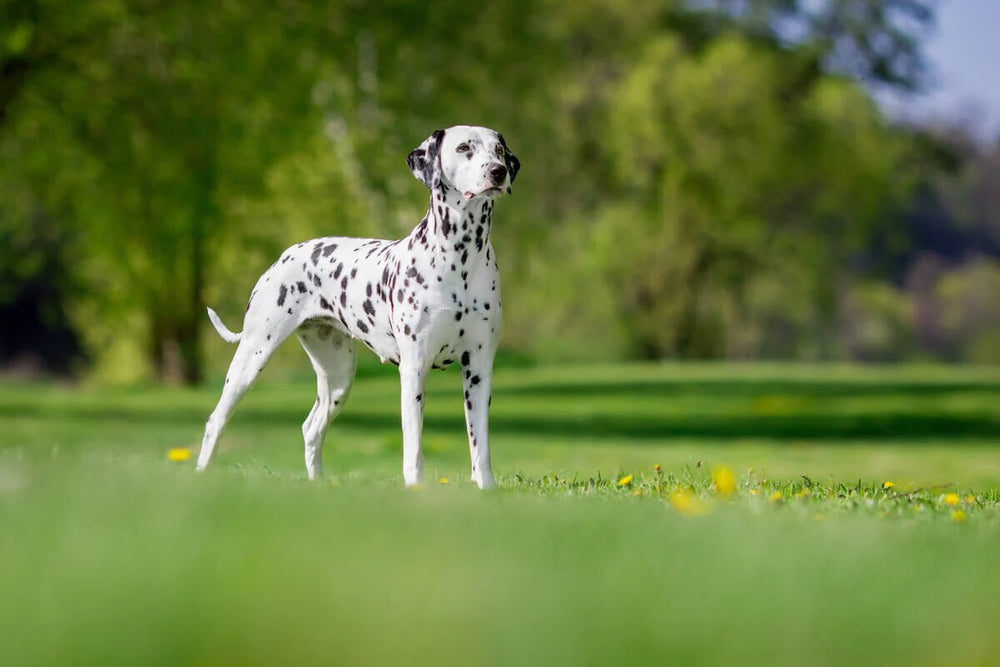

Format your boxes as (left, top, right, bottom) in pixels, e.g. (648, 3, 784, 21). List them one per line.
(489, 164, 507, 185)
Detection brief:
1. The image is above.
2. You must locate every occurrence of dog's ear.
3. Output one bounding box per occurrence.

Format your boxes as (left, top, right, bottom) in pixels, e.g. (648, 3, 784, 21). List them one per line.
(406, 129, 446, 190)
(497, 133, 520, 189)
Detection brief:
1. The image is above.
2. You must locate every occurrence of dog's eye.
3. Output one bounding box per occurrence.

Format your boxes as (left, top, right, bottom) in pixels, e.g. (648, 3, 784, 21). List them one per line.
(495, 145, 504, 158)
(456, 143, 470, 153)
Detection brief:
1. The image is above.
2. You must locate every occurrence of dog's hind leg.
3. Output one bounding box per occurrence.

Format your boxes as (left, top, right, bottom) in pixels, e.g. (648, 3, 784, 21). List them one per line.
(297, 323, 358, 480)
(196, 324, 294, 472)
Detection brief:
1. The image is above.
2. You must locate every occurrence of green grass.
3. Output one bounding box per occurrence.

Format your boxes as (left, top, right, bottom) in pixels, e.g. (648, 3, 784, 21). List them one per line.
(1, 362, 999, 665)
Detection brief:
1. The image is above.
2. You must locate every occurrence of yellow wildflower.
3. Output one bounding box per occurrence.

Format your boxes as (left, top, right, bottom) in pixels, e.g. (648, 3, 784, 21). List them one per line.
(943, 493, 960, 506)
(749, 489, 758, 496)
(794, 488, 811, 499)
(653, 463, 662, 473)
(438, 476, 449, 484)
(617, 474, 633, 487)
(711, 466, 736, 498)
(882, 481, 894, 490)
(669, 489, 708, 516)
(166, 448, 191, 462)
(769, 491, 783, 502)
(951, 509, 966, 523)
(966, 494, 975, 503)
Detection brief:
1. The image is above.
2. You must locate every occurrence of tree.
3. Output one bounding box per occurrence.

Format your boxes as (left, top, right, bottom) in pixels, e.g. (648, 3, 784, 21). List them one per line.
(693, 0, 934, 91)
(2, 1, 336, 382)
(538, 33, 913, 358)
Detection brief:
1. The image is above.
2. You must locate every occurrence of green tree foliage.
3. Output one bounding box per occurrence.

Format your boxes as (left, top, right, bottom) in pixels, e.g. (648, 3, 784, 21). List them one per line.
(523, 33, 912, 359)
(4, 0, 962, 381)
(2, 0, 328, 381)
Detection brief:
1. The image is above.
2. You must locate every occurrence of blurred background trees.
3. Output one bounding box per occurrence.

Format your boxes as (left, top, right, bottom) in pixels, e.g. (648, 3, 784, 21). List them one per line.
(1, 0, 997, 384)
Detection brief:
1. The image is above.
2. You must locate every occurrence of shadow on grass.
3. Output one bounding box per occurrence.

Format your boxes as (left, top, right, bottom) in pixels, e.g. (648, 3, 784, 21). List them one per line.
(340, 412, 1000, 442)
(497, 378, 1000, 399)
(3, 403, 998, 443)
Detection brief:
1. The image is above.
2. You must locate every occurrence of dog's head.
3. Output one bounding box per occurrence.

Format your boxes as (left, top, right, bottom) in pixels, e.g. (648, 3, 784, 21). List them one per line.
(407, 126, 520, 200)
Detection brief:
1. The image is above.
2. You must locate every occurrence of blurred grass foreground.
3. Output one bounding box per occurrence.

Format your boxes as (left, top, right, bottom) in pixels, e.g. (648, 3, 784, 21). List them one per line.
(2, 362, 1000, 664)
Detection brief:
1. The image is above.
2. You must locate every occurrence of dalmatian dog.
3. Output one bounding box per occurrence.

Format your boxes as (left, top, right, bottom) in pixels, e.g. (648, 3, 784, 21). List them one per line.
(195, 125, 519, 489)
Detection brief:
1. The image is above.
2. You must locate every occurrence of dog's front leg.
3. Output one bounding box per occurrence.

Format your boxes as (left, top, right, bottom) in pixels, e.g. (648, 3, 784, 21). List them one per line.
(398, 359, 429, 486)
(461, 348, 496, 489)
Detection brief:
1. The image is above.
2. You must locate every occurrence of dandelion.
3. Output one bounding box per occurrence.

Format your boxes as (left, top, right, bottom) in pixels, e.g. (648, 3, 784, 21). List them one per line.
(670, 489, 691, 511)
(951, 509, 966, 523)
(794, 488, 811, 499)
(669, 489, 708, 516)
(943, 493, 960, 507)
(438, 476, 449, 484)
(167, 448, 191, 462)
(882, 481, 895, 490)
(966, 494, 975, 503)
(711, 466, 735, 498)
(749, 489, 758, 496)
(617, 474, 633, 487)
(653, 464, 662, 474)
(769, 491, 783, 503)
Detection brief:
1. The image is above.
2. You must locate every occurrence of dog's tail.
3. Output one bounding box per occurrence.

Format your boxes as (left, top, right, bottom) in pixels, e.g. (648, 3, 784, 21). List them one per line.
(206, 307, 242, 344)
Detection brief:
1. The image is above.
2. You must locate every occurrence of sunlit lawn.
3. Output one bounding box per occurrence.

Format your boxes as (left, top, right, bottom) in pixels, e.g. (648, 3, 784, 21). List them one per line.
(1, 361, 999, 664)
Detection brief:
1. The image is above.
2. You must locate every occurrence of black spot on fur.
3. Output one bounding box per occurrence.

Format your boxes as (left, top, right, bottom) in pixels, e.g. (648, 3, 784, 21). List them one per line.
(461, 351, 470, 366)
(277, 285, 288, 306)
(356, 320, 369, 333)
(323, 243, 338, 257)
(311, 243, 323, 265)
(297, 281, 307, 293)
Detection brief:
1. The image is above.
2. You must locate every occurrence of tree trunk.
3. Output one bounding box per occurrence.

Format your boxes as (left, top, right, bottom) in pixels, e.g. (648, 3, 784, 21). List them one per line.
(178, 196, 209, 386)
(673, 249, 711, 358)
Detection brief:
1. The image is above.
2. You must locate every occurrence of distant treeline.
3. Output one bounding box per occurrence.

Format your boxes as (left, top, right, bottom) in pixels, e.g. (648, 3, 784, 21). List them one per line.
(1, 0, 997, 383)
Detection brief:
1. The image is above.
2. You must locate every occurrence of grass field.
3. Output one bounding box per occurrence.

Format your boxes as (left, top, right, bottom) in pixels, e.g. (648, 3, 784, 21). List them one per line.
(2, 361, 999, 665)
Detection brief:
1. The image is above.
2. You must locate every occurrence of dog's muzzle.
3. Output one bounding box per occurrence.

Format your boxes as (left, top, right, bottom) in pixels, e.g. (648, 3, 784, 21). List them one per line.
(463, 164, 510, 200)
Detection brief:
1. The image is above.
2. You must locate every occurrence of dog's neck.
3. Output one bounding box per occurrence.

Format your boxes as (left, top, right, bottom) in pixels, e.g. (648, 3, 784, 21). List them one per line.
(416, 186, 495, 262)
